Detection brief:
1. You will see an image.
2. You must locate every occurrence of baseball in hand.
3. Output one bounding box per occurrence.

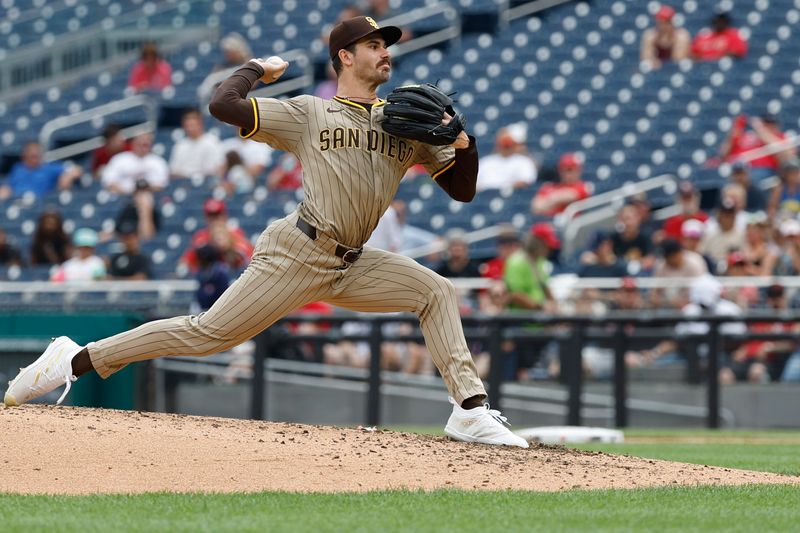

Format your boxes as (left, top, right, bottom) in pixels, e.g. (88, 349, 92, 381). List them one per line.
(259, 56, 289, 83)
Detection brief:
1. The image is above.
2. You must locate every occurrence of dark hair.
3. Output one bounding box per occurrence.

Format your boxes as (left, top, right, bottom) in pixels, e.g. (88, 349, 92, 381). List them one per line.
(224, 150, 244, 169)
(182, 107, 202, 120)
(30, 210, 70, 266)
(140, 41, 160, 59)
(331, 43, 357, 76)
(102, 124, 122, 140)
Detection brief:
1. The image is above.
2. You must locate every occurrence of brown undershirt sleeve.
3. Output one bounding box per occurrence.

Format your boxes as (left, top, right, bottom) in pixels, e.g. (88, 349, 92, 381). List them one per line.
(208, 61, 265, 131)
(433, 135, 479, 202)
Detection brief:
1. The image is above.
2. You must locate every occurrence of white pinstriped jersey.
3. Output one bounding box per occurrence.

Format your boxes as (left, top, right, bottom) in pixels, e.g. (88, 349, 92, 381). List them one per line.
(241, 95, 456, 248)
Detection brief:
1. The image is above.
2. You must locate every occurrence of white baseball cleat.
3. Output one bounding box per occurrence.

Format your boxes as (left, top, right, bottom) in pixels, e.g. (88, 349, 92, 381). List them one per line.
(4, 336, 83, 407)
(444, 397, 529, 448)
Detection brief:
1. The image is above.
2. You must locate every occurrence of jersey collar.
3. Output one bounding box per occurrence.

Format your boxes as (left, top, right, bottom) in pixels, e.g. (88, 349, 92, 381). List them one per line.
(333, 96, 386, 112)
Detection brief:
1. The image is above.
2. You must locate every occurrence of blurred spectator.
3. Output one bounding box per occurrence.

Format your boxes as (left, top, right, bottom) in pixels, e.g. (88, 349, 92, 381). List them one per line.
(91, 124, 131, 177)
(640, 5, 690, 69)
(629, 275, 745, 369)
(723, 251, 760, 309)
(719, 182, 748, 217)
(661, 181, 709, 241)
(314, 64, 339, 100)
(690, 10, 748, 61)
(180, 199, 254, 273)
(106, 221, 151, 280)
(367, 204, 402, 252)
(391, 199, 438, 255)
(0, 141, 82, 200)
(197, 32, 253, 102)
(193, 244, 232, 311)
(700, 199, 746, 266)
(480, 224, 520, 280)
(504, 224, 556, 311)
(532, 221, 562, 266)
(740, 213, 778, 276)
(321, 4, 363, 45)
(680, 218, 715, 273)
(767, 158, 800, 220)
(578, 231, 628, 278)
(476, 124, 537, 191)
(771, 219, 800, 276)
(612, 277, 645, 312)
(750, 284, 800, 382)
(51, 228, 106, 282)
(651, 239, 708, 308)
(362, 0, 413, 42)
(217, 150, 255, 194)
(267, 153, 303, 191)
(127, 41, 173, 93)
(628, 193, 660, 236)
(101, 133, 169, 194)
(114, 179, 161, 241)
(531, 153, 591, 216)
(169, 108, 223, 180)
(219, 128, 272, 174)
(612, 204, 655, 271)
(435, 229, 482, 278)
(0, 228, 22, 267)
(30, 210, 71, 266)
(729, 160, 767, 212)
(719, 282, 795, 384)
(720, 114, 792, 183)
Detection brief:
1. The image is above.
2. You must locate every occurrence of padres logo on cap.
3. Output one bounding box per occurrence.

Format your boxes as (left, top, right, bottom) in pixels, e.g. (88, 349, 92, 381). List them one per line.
(365, 16, 379, 29)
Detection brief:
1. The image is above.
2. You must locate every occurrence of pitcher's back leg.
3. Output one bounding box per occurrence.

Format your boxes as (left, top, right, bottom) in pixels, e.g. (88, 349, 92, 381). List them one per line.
(326, 247, 486, 404)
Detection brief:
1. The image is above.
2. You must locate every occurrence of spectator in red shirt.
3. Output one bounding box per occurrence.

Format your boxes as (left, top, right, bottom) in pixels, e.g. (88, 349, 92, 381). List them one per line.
(661, 181, 709, 241)
(640, 5, 691, 69)
(179, 199, 254, 273)
(479, 224, 520, 280)
(91, 124, 131, 177)
(720, 114, 794, 183)
(127, 41, 173, 93)
(531, 153, 592, 217)
(267, 153, 303, 191)
(690, 10, 748, 61)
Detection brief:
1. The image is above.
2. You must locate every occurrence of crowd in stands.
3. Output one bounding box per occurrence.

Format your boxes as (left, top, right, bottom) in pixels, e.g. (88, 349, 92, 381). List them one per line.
(2, 4, 800, 386)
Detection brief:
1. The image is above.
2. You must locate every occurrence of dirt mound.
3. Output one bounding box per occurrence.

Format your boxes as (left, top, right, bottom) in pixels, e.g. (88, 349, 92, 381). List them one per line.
(0, 405, 795, 494)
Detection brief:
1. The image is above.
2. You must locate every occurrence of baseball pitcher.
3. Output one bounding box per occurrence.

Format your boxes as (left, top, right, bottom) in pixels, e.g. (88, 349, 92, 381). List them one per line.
(5, 16, 528, 448)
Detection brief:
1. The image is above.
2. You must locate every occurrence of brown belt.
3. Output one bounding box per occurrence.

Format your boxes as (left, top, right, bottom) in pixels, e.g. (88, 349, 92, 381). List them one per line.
(296, 217, 363, 264)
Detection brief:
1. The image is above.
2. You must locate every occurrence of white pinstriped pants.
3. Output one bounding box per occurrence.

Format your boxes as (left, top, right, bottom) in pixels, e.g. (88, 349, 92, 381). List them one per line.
(88, 212, 486, 404)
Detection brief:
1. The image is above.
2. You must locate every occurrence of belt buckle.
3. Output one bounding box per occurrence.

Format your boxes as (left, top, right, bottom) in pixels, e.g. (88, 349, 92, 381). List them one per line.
(342, 248, 361, 264)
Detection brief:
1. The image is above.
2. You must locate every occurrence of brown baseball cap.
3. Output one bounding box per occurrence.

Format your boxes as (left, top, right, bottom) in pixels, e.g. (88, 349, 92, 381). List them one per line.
(329, 16, 402, 60)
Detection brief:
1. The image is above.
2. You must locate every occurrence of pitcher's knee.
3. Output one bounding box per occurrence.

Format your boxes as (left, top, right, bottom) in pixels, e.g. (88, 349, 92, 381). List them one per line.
(426, 275, 458, 307)
(185, 314, 247, 356)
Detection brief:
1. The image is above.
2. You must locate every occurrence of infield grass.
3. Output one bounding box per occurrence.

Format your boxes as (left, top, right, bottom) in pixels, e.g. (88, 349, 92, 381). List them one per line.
(2, 429, 798, 532)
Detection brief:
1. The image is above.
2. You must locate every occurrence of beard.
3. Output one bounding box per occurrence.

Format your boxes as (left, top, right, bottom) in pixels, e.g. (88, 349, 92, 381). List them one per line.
(356, 60, 392, 87)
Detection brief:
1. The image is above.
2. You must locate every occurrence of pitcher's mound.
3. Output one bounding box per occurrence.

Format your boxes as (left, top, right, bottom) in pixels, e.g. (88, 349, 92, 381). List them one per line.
(0, 405, 795, 494)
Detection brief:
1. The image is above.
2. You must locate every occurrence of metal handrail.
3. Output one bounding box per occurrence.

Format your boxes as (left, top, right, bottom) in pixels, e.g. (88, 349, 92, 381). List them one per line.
(556, 173, 678, 229)
(39, 94, 159, 161)
(382, 3, 462, 59)
(725, 134, 800, 167)
(1, 5, 215, 102)
(502, 0, 574, 24)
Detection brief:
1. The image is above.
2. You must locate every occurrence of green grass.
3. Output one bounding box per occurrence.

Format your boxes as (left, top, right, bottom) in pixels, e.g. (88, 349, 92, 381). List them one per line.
(568, 428, 800, 476)
(1, 486, 799, 533)
(572, 442, 800, 476)
(3, 429, 799, 532)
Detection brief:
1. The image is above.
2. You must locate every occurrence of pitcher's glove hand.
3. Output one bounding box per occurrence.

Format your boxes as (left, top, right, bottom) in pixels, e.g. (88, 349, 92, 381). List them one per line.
(381, 83, 466, 146)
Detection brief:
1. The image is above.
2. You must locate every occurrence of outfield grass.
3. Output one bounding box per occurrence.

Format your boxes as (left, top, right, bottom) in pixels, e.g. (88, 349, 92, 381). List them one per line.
(1, 485, 799, 533)
(2, 429, 799, 532)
